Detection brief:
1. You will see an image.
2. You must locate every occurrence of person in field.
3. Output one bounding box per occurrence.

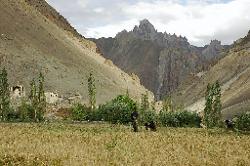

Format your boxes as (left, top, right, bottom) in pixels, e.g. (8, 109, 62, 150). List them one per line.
(131, 111, 139, 132)
(145, 121, 157, 132)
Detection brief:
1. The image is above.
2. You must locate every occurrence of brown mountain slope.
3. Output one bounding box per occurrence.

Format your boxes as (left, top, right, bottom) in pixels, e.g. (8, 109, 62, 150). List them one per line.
(25, 0, 84, 40)
(0, 0, 153, 104)
(173, 31, 250, 119)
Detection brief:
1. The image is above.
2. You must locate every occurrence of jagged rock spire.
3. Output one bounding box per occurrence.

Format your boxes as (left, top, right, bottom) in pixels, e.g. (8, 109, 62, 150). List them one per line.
(133, 19, 157, 40)
(138, 19, 156, 34)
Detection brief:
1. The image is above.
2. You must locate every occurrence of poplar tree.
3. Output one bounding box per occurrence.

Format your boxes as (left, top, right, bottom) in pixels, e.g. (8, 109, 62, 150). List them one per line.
(29, 79, 38, 120)
(212, 81, 222, 126)
(203, 83, 213, 127)
(0, 68, 11, 121)
(203, 81, 222, 128)
(163, 96, 173, 112)
(88, 72, 96, 110)
(37, 72, 46, 121)
(141, 92, 149, 110)
(0, 69, 2, 120)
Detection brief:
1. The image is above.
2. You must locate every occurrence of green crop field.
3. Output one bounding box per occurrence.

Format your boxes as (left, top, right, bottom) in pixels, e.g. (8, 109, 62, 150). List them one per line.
(0, 123, 249, 166)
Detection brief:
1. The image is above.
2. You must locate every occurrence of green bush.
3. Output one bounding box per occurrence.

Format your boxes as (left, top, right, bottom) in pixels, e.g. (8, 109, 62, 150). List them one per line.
(18, 102, 36, 122)
(71, 103, 91, 121)
(158, 111, 201, 128)
(86, 108, 103, 121)
(6, 108, 19, 122)
(98, 95, 137, 124)
(5, 101, 36, 122)
(138, 109, 158, 125)
(234, 113, 250, 131)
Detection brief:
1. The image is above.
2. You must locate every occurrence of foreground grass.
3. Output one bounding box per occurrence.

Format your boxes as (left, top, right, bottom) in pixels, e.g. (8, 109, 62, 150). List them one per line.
(0, 123, 249, 166)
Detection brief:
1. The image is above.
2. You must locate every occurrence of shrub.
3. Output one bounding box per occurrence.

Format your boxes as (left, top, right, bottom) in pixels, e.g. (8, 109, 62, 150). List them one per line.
(6, 108, 19, 122)
(4, 100, 36, 122)
(18, 101, 36, 122)
(86, 108, 103, 121)
(138, 109, 158, 125)
(71, 103, 90, 121)
(234, 113, 250, 131)
(98, 95, 137, 124)
(159, 111, 201, 128)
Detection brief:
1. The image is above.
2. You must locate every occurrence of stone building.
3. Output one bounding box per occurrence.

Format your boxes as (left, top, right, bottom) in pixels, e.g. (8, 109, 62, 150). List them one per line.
(10, 85, 25, 99)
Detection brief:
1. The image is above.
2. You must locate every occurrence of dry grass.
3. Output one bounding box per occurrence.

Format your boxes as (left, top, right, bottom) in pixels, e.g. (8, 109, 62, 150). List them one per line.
(0, 123, 249, 166)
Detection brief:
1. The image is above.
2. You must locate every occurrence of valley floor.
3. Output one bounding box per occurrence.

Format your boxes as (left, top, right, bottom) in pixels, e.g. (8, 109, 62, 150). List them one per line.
(0, 123, 249, 166)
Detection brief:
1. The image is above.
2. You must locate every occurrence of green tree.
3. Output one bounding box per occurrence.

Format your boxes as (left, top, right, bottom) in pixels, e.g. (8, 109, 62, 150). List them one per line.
(19, 99, 35, 122)
(28, 72, 46, 122)
(203, 83, 213, 127)
(71, 103, 89, 121)
(0, 69, 2, 120)
(212, 81, 222, 126)
(29, 79, 38, 120)
(98, 95, 137, 124)
(162, 96, 173, 112)
(88, 72, 96, 110)
(0, 68, 11, 121)
(141, 92, 149, 111)
(234, 113, 250, 131)
(37, 72, 46, 121)
(203, 81, 222, 128)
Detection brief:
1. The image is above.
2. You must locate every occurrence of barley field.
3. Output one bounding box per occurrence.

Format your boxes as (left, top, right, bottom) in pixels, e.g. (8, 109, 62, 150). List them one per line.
(0, 123, 249, 166)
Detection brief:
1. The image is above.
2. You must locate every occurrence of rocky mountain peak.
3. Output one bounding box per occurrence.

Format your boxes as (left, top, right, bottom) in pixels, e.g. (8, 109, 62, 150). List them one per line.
(133, 19, 157, 40)
(202, 39, 224, 60)
(92, 20, 229, 99)
(209, 40, 221, 46)
(139, 19, 156, 33)
(116, 29, 128, 38)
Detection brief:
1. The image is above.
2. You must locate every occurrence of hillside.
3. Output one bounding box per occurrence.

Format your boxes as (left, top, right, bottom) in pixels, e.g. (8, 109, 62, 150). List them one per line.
(173, 31, 250, 119)
(0, 0, 153, 105)
(92, 19, 229, 99)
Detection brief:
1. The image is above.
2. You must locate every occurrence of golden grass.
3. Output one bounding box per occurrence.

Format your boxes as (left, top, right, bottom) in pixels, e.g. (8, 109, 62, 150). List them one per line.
(0, 123, 249, 166)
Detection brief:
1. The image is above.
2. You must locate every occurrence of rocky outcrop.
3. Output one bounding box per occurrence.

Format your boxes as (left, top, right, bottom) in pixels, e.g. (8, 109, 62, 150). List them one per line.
(233, 30, 250, 51)
(92, 19, 229, 99)
(202, 40, 226, 60)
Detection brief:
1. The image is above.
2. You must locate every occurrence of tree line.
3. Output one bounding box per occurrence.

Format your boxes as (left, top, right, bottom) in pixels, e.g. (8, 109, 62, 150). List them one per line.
(0, 67, 249, 131)
(0, 68, 46, 122)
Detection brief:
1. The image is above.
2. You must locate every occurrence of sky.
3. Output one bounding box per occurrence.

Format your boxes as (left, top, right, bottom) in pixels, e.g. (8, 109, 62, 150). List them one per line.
(46, 0, 250, 46)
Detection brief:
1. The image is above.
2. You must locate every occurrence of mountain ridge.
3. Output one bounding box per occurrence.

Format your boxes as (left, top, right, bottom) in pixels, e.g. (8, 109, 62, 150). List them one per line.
(91, 19, 229, 99)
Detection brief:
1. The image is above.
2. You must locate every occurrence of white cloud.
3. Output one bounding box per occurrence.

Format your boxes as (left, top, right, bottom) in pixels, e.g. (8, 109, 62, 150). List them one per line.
(93, 7, 104, 13)
(83, 19, 139, 38)
(77, 0, 88, 8)
(122, 0, 250, 45)
(47, 0, 250, 46)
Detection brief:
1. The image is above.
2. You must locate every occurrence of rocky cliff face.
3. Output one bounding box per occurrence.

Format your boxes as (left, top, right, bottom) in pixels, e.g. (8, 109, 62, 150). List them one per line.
(92, 19, 229, 99)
